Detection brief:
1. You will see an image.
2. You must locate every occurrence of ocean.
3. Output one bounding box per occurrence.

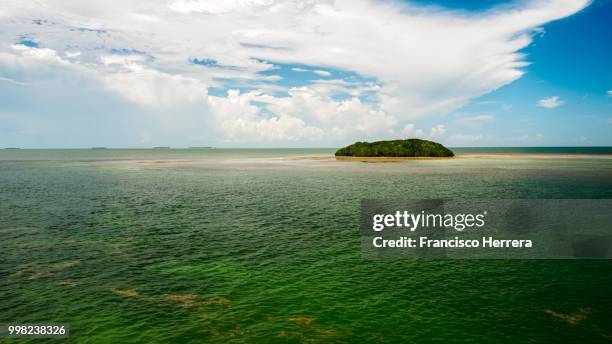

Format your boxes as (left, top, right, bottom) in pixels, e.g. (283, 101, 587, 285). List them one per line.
(1, 148, 611, 343)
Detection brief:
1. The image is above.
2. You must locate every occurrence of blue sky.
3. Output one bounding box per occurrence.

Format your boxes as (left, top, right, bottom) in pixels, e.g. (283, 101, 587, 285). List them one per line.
(435, 0, 612, 146)
(0, 0, 610, 147)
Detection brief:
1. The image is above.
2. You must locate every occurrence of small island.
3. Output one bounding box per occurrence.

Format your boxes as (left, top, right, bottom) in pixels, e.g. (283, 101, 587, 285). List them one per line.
(335, 139, 454, 157)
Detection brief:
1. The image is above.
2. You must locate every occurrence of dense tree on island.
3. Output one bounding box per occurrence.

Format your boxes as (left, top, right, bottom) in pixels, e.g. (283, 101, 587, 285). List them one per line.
(335, 139, 454, 157)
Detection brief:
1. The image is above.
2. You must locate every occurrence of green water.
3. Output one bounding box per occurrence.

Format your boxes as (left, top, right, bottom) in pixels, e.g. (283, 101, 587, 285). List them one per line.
(1, 149, 611, 343)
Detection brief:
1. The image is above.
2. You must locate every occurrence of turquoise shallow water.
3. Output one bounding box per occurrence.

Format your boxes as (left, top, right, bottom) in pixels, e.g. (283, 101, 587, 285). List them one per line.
(1, 149, 611, 343)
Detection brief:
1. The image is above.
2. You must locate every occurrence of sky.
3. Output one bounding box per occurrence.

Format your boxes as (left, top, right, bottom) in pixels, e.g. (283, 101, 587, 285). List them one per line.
(0, 0, 610, 148)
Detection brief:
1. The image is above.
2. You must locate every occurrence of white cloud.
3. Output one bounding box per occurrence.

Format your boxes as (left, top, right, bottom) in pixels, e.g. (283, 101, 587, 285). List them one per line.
(262, 86, 398, 139)
(607, 90, 612, 96)
(291, 68, 332, 77)
(537, 96, 564, 109)
(455, 114, 495, 127)
(313, 70, 332, 77)
(99, 54, 149, 66)
(206, 87, 398, 142)
(401, 123, 416, 136)
(447, 134, 485, 144)
(429, 124, 446, 137)
(64, 51, 81, 58)
(10, 44, 63, 62)
(0, 0, 591, 145)
(513, 133, 545, 141)
(99, 64, 209, 108)
(401, 123, 444, 140)
(208, 90, 325, 142)
(0, 76, 30, 86)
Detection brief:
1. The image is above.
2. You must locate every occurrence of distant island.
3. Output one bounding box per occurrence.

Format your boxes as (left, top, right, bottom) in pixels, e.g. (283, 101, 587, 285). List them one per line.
(335, 139, 454, 157)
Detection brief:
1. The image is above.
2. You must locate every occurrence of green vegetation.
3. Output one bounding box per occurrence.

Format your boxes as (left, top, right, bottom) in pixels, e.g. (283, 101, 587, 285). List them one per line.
(335, 139, 454, 157)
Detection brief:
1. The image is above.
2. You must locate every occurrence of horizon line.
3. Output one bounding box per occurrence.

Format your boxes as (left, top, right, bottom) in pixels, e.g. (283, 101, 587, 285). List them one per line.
(2, 146, 612, 150)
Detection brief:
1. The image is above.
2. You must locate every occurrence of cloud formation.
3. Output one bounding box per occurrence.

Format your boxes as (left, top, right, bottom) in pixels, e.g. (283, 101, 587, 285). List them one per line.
(537, 96, 564, 109)
(0, 0, 591, 146)
(455, 114, 495, 128)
